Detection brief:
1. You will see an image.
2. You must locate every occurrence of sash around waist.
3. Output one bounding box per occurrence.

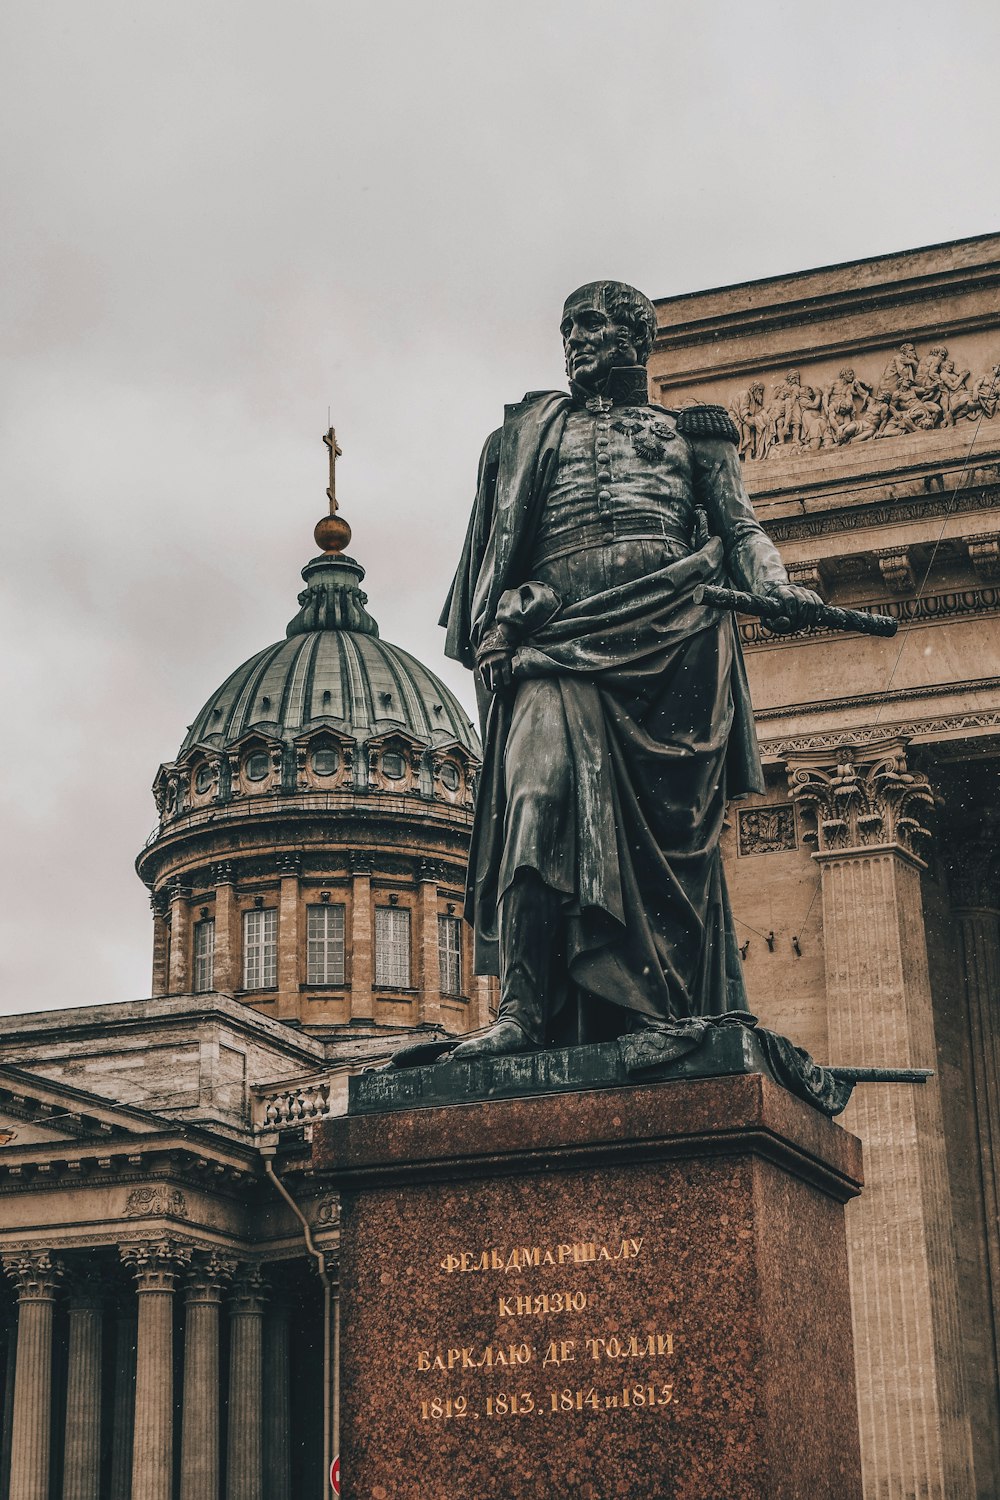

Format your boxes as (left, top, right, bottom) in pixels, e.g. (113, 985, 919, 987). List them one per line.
(531, 519, 693, 567)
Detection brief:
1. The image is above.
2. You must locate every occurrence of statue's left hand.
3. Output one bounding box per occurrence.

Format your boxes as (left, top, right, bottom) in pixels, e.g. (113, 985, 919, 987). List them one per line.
(759, 582, 824, 633)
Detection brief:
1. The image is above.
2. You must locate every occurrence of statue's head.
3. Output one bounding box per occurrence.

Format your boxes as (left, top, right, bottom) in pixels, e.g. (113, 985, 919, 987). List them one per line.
(560, 281, 657, 391)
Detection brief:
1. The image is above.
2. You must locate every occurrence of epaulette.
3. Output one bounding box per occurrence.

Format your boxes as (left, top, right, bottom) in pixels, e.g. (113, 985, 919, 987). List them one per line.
(675, 404, 740, 446)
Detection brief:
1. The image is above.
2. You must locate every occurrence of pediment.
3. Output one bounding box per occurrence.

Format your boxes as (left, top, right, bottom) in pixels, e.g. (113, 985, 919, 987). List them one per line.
(0, 1065, 169, 1147)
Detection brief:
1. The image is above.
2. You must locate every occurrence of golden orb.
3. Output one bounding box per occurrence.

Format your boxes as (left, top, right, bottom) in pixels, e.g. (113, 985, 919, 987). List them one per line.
(314, 513, 352, 554)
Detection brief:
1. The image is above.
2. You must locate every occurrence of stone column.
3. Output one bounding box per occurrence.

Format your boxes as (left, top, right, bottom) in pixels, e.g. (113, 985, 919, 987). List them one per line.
(213, 862, 237, 994)
(167, 883, 193, 994)
(418, 861, 442, 1025)
(1, 1307, 15, 1500)
(61, 1266, 106, 1500)
(151, 893, 170, 997)
(180, 1252, 234, 1500)
(349, 856, 374, 1020)
(948, 840, 1000, 1402)
(277, 856, 301, 1020)
(262, 1289, 292, 1500)
(108, 1300, 137, 1500)
(226, 1265, 266, 1500)
(790, 741, 975, 1500)
(2, 1251, 62, 1500)
(121, 1240, 192, 1500)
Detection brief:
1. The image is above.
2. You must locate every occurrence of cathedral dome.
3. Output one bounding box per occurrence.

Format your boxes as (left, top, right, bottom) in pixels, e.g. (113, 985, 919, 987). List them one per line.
(148, 551, 479, 825)
(179, 554, 477, 761)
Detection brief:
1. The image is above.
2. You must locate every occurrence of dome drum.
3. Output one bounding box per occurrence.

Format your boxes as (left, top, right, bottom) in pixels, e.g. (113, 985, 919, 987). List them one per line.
(153, 726, 477, 828)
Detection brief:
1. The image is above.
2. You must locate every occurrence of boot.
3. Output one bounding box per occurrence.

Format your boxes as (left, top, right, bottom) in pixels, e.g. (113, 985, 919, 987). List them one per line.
(449, 872, 563, 1060)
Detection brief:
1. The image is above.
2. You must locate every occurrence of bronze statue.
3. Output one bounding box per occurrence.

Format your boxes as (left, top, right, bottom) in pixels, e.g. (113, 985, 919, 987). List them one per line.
(441, 281, 822, 1061)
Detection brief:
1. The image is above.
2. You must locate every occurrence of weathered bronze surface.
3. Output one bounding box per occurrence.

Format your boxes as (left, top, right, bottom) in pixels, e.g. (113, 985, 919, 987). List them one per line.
(432, 281, 824, 1065)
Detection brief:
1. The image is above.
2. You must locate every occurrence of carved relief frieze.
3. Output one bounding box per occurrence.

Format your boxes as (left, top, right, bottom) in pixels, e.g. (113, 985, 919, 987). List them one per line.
(787, 740, 935, 858)
(314, 1195, 339, 1227)
(728, 344, 1000, 461)
(737, 804, 797, 856)
(124, 1185, 189, 1220)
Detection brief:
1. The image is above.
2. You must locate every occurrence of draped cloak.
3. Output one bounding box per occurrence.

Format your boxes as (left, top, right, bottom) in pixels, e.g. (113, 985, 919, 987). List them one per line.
(441, 388, 789, 1028)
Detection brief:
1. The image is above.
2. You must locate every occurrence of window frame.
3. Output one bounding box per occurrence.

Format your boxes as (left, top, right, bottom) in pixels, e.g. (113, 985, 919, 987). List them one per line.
(242, 906, 278, 990)
(374, 905, 411, 989)
(193, 917, 215, 994)
(438, 914, 463, 997)
(306, 902, 347, 986)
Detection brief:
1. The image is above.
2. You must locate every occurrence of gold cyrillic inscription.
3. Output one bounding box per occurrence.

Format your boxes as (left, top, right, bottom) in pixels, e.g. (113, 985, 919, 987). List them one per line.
(439, 1238, 642, 1274)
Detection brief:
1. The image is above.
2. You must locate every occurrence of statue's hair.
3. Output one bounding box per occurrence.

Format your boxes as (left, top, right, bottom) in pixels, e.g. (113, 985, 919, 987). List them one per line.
(563, 281, 658, 364)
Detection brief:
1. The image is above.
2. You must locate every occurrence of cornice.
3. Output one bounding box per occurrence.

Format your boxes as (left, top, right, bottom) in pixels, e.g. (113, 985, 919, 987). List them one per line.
(754, 676, 1000, 723)
(0, 995, 327, 1066)
(136, 790, 475, 884)
(0, 1134, 262, 1193)
(760, 709, 1000, 760)
(762, 484, 1000, 543)
(652, 245, 1000, 357)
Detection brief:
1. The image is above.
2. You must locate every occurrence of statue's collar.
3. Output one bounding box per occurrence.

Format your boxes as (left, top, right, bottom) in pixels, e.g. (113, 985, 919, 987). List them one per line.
(570, 366, 649, 411)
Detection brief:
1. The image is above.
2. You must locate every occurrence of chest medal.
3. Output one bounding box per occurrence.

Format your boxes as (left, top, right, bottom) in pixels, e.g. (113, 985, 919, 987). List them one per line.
(610, 409, 676, 462)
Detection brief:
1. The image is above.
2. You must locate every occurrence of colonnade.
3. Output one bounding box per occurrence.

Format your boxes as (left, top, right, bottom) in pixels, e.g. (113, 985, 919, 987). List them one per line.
(0, 1242, 321, 1500)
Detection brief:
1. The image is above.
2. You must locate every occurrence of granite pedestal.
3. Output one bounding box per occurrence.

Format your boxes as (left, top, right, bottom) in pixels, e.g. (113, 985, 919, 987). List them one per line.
(312, 1055, 864, 1500)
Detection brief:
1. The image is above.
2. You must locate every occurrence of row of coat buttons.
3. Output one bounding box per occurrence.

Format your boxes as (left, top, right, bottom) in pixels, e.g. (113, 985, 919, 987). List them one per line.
(596, 417, 613, 538)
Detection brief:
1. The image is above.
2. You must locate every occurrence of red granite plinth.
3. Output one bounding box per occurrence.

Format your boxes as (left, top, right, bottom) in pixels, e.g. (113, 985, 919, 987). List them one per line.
(313, 1073, 864, 1500)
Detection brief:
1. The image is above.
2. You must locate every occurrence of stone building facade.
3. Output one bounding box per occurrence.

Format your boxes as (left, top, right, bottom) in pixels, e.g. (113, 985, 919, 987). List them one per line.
(648, 231, 1000, 1498)
(1, 237, 998, 1498)
(0, 486, 496, 1498)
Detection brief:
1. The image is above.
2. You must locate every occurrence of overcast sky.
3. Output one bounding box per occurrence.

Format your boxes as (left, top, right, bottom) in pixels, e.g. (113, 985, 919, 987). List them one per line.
(1, 1, 996, 1015)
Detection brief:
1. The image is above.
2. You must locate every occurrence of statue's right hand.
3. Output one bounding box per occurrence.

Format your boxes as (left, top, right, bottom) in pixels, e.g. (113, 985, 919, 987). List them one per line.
(475, 621, 517, 693)
(478, 648, 515, 694)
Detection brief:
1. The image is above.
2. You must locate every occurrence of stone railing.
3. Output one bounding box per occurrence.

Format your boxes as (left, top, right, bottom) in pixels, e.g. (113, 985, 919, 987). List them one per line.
(253, 1075, 347, 1133)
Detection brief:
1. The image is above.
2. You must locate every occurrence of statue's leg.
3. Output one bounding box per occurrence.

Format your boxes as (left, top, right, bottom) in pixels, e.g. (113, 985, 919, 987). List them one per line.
(450, 872, 564, 1059)
(498, 869, 565, 1042)
(451, 679, 573, 1061)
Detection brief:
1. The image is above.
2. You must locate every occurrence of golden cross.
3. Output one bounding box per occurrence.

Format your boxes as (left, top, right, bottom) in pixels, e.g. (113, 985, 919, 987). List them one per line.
(323, 426, 343, 511)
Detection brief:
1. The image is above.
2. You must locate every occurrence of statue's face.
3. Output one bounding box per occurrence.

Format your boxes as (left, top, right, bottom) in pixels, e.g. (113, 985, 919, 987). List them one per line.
(560, 291, 637, 391)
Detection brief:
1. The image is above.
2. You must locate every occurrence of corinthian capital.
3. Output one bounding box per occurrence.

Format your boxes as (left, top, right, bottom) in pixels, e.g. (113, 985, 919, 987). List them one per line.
(119, 1238, 193, 1291)
(3, 1249, 63, 1300)
(230, 1262, 268, 1314)
(787, 738, 935, 859)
